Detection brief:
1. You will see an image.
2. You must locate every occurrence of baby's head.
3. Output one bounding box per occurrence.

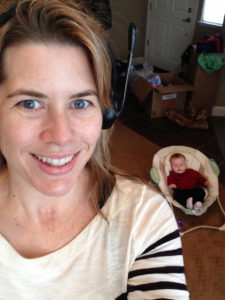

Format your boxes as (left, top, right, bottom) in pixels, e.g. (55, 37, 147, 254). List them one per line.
(170, 153, 187, 174)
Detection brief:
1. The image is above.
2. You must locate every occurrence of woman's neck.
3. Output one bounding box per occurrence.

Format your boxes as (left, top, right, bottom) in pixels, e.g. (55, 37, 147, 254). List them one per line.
(0, 167, 93, 224)
(0, 168, 97, 258)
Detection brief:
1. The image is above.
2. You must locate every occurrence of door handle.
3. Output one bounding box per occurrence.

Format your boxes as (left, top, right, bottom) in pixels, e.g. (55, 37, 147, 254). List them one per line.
(182, 17, 191, 23)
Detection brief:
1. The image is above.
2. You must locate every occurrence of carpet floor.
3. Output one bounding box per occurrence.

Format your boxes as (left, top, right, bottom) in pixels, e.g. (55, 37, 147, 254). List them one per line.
(110, 121, 225, 300)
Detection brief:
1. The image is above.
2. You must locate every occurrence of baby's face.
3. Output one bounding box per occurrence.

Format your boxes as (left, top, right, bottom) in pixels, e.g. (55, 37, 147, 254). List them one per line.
(171, 157, 187, 174)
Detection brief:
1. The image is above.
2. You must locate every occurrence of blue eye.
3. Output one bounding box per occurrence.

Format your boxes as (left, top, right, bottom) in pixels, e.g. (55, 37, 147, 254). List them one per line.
(72, 99, 90, 109)
(18, 100, 41, 109)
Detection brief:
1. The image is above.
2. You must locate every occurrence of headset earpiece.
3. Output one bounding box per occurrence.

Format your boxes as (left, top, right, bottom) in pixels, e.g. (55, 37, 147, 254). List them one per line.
(102, 108, 117, 129)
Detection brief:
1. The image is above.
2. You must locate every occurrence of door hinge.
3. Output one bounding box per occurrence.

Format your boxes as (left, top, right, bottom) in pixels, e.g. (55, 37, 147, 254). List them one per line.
(149, 2, 152, 10)
(147, 39, 149, 46)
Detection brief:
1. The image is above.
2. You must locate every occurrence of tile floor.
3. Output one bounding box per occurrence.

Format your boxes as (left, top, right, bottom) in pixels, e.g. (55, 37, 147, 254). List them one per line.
(118, 89, 225, 186)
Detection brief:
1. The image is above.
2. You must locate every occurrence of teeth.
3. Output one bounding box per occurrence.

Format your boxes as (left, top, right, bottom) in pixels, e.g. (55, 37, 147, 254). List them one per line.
(35, 154, 74, 167)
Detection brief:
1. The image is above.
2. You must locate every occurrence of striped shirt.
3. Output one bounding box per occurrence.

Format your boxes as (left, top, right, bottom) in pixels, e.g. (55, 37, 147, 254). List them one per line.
(0, 177, 189, 299)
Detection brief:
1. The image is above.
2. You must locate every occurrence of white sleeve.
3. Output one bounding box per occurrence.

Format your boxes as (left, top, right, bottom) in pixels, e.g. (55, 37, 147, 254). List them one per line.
(116, 190, 189, 300)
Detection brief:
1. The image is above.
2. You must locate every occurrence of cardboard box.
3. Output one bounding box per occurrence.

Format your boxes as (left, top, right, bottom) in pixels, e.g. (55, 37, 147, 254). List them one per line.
(186, 54, 220, 114)
(131, 73, 195, 118)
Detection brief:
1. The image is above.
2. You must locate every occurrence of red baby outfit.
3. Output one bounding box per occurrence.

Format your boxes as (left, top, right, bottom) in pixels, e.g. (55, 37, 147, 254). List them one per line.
(167, 169, 207, 208)
(167, 168, 206, 189)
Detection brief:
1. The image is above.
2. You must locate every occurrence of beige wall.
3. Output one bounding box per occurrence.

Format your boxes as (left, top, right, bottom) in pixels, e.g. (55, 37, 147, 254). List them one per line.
(109, 0, 148, 60)
(109, 0, 225, 108)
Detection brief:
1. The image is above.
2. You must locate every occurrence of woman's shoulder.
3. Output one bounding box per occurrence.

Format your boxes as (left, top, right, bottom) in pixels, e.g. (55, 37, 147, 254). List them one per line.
(105, 175, 169, 216)
(115, 175, 159, 197)
(103, 175, 176, 235)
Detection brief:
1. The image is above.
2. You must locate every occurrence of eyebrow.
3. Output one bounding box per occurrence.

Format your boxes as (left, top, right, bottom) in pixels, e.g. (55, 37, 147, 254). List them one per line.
(7, 89, 98, 99)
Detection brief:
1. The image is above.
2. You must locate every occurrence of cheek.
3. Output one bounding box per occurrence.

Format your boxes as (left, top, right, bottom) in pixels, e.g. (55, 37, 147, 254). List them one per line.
(0, 118, 34, 155)
(85, 121, 102, 146)
(79, 115, 102, 146)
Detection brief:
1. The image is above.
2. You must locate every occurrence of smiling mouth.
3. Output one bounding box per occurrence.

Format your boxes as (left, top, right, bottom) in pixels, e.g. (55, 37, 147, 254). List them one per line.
(33, 154, 75, 167)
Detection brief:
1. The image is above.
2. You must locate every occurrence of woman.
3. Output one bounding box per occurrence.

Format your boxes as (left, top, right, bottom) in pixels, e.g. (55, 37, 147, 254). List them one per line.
(0, 1, 189, 299)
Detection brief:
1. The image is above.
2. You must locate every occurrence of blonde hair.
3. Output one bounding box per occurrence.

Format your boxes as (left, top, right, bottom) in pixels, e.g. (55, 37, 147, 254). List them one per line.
(0, 0, 116, 213)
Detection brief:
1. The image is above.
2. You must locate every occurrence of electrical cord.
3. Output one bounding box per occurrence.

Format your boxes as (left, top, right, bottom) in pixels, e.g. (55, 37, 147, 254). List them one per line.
(180, 196, 225, 236)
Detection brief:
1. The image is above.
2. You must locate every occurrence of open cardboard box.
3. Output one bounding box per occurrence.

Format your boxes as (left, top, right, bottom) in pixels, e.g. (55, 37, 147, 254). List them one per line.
(131, 73, 195, 118)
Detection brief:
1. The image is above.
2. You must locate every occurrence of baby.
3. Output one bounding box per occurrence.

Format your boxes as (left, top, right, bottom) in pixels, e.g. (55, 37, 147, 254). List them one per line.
(167, 153, 209, 211)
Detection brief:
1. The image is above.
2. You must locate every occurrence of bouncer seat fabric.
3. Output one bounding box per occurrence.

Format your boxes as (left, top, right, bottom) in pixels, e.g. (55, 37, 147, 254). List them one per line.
(150, 145, 219, 216)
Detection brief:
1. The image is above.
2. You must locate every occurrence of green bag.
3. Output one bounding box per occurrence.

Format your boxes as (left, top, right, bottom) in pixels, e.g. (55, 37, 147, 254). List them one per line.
(198, 52, 225, 73)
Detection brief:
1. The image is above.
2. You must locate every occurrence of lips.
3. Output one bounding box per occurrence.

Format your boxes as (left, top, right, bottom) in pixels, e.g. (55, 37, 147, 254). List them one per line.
(33, 154, 75, 167)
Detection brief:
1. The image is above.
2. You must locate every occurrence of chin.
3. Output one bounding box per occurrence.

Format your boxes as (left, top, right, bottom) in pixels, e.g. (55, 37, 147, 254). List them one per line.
(37, 179, 74, 197)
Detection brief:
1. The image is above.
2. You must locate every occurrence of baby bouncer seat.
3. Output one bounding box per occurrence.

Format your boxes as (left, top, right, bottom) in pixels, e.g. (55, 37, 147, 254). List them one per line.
(150, 145, 222, 214)
(150, 146, 225, 234)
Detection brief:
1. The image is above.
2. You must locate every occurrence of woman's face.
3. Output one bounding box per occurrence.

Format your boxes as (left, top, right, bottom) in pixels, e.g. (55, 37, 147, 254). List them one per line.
(0, 42, 102, 197)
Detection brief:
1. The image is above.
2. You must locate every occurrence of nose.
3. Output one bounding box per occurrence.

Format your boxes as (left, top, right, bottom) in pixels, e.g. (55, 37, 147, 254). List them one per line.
(40, 111, 73, 145)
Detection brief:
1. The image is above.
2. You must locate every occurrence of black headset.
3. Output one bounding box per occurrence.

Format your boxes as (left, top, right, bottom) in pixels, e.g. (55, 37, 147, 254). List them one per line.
(0, 7, 138, 130)
(102, 23, 138, 129)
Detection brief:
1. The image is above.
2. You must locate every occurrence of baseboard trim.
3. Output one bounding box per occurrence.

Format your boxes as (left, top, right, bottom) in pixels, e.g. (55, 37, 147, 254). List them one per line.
(211, 106, 225, 117)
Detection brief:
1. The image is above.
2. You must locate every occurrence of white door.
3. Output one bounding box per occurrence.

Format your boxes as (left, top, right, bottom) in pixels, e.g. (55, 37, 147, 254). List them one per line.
(145, 0, 199, 72)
